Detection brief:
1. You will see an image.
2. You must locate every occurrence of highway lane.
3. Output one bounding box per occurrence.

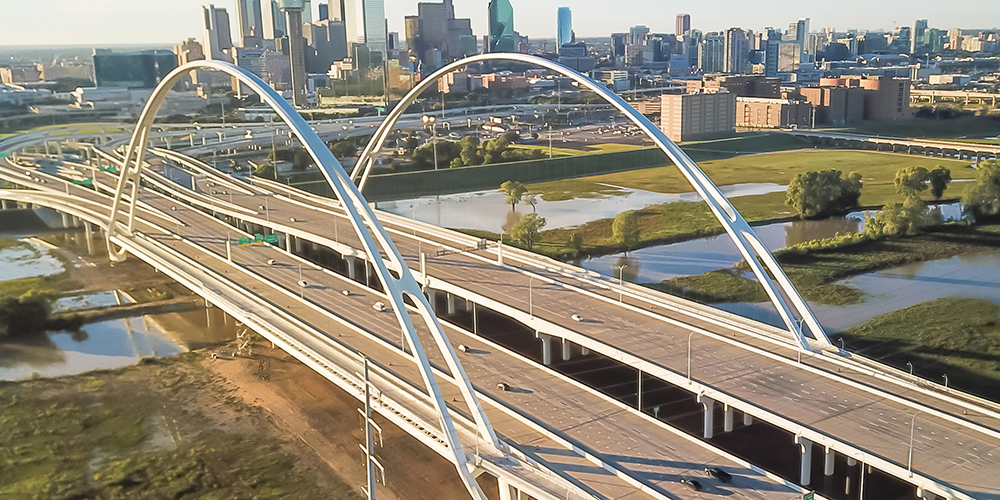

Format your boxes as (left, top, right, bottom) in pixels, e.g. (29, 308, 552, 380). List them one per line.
(0, 159, 806, 499)
(143, 154, 1000, 498)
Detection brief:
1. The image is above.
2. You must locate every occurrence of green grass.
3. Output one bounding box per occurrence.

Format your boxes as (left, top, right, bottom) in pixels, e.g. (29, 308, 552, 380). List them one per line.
(824, 115, 1000, 139)
(947, 138, 1000, 146)
(843, 296, 1000, 402)
(656, 224, 1000, 306)
(0, 353, 357, 500)
(522, 149, 971, 258)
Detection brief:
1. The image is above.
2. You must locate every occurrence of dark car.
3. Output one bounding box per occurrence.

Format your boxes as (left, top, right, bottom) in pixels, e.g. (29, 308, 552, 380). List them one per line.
(705, 466, 732, 483)
(679, 478, 703, 491)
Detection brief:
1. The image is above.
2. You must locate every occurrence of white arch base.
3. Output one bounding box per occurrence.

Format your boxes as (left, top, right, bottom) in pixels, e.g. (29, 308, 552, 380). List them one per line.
(104, 60, 499, 500)
(352, 53, 833, 353)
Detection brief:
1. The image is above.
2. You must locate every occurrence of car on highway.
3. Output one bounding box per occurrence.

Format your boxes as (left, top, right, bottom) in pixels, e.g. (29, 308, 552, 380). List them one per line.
(704, 467, 732, 483)
(679, 478, 702, 491)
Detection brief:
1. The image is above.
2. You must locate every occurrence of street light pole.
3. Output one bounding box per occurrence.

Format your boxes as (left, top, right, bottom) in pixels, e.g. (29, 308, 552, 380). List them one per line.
(226, 230, 232, 261)
(907, 361, 914, 376)
(529, 277, 534, 318)
(908, 411, 921, 477)
(615, 264, 628, 302)
(942, 374, 949, 388)
(687, 332, 694, 384)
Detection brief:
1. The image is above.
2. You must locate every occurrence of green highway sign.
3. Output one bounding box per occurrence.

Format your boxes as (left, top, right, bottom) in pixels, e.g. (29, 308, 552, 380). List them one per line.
(0, 152, 9, 158)
(238, 237, 252, 246)
(253, 233, 264, 244)
(264, 234, 279, 244)
(803, 492, 814, 500)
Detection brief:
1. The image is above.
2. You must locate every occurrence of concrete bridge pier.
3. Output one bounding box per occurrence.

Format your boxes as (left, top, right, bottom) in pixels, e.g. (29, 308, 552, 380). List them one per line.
(446, 293, 456, 315)
(284, 233, 292, 253)
(561, 338, 571, 361)
(845, 457, 858, 496)
(1, 200, 9, 210)
(795, 435, 813, 486)
(697, 394, 715, 439)
(536, 332, 553, 365)
(580, 346, 589, 355)
(916, 486, 937, 500)
(824, 447, 835, 476)
(723, 404, 734, 433)
(424, 288, 438, 314)
(744, 412, 753, 426)
(84, 223, 95, 255)
(61, 212, 72, 228)
(344, 256, 357, 280)
(498, 477, 522, 500)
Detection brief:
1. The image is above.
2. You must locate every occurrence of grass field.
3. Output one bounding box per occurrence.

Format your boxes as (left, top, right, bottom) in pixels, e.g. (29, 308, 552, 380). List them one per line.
(0, 353, 353, 499)
(510, 143, 645, 157)
(523, 149, 972, 258)
(843, 296, 1000, 402)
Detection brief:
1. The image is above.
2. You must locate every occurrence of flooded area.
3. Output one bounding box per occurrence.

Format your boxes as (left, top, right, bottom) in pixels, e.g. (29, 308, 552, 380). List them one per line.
(0, 239, 65, 281)
(0, 306, 238, 381)
(376, 182, 787, 231)
(53, 290, 134, 313)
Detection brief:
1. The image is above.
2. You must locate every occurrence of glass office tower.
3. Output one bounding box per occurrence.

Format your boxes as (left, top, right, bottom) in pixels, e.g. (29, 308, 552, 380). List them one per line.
(488, 0, 516, 52)
(557, 7, 572, 50)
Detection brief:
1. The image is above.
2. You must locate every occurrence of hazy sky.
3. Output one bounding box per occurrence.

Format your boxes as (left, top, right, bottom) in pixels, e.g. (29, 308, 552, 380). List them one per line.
(0, 0, 997, 47)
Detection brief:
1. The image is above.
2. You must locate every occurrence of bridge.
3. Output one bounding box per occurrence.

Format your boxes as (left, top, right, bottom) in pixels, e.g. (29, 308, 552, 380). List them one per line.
(785, 129, 1000, 162)
(3, 55, 1000, 500)
(910, 90, 1000, 107)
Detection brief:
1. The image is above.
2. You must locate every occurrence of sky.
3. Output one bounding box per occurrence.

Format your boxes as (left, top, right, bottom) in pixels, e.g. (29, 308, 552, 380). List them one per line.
(0, 0, 997, 47)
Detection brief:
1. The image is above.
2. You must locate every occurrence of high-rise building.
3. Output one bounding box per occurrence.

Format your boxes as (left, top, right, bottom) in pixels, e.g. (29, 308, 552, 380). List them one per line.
(629, 25, 649, 45)
(343, 0, 387, 55)
(236, 0, 264, 46)
(302, 0, 313, 23)
(723, 28, 749, 74)
(278, 0, 307, 106)
(203, 4, 234, 60)
(557, 7, 573, 50)
(318, 3, 329, 20)
(488, 0, 517, 52)
(675, 14, 690, 37)
(329, 0, 345, 21)
(261, 0, 287, 39)
(911, 19, 928, 53)
(406, 0, 475, 71)
(93, 49, 178, 88)
(947, 28, 963, 50)
(762, 28, 780, 77)
(698, 34, 724, 73)
(784, 18, 809, 63)
(611, 33, 628, 58)
(659, 90, 736, 141)
(232, 47, 266, 95)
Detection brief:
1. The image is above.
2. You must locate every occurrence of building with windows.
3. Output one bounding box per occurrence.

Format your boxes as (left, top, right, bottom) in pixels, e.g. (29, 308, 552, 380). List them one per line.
(698, 34, 724, 73)
(203, 4, 234, 60)
(611, 33, 627, 58)
(723, 28, 749, 74)
(488, 0, 519, 52)
(797, 85, 864, 125)
(736, 96, 812, 129)
(557, 7, 573, 50)
(405, 0, 476, 72)
(261, 0, 287, 39)
(629, 25, 649, 45)
(659, 90, 736, 142)
(557, 42, 594, 72)
(236, 0, 264, 47)
(676, 14, 690, 37)
(92, 49, 177, 89)
(911, 19, 928, 53)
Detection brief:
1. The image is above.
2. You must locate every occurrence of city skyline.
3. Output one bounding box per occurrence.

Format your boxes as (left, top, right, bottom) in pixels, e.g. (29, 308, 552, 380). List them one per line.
(1, 0, 997, 46)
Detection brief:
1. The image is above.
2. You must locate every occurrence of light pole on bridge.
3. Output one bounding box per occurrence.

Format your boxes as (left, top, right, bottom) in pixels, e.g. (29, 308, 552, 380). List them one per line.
(687, 332, 694, 384)
(615, 264, 629, 303)
(908, 411, 921, 477)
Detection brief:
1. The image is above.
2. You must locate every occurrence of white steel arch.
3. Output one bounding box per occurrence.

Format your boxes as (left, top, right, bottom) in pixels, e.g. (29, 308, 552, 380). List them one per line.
(351, 53, 833, 352)
(105, 60, 500, 500)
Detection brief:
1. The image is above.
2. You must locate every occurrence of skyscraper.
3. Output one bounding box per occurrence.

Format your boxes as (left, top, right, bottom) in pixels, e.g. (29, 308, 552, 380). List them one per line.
(911, 19, 928, 53)
(236, 0, 264, 46)
(784, 18, 809, 63)
(278, 0, 307, 106)
(723, 28, 749, 74)
(302, 0, 313, 23)
(318, 3, 329, 20)
(342, 0, 387, 55)
(488, 0, 517, 52)
(763, 28, 780, 77)
(675, 14, 690, 37)
(557, 7, 573, 50)
(260, 0, 287, 39)
(698, 34, 724, 73)
(611, 33, 627, 58)
(629, 25, 649, 45)
(203, 4, 234, 60)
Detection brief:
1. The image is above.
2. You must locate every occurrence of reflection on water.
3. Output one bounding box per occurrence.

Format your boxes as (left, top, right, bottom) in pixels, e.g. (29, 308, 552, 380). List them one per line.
(378, 182, 787, 231)
(0, 240, 65, 281)
(582, 217, 864, 283)
(0, 306, 238, 381)
(53, 291, 134, 313)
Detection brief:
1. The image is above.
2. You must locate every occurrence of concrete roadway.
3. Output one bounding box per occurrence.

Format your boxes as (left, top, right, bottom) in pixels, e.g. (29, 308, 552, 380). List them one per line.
(156, 158, 1000, 499)
(1, 160, 805, 499)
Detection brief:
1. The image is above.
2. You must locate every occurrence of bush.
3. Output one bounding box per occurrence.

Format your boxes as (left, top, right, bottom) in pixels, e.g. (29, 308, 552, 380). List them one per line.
(510, 213, 546, 249)
(962, 159, 1000, 221)
(785, 169, 863, 219)
(866, 197, 932, 237)
(612, 210, 640, 253)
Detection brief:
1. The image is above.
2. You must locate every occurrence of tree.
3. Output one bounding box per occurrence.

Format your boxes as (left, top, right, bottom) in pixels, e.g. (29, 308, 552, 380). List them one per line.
(785, 170, 863, 219)
(510, 213, 546, 249)
(928, 166, 952, 200)
(894, 166, 929, 198)
(612, 210, 640, 253)
(866, 196, 932, 237)
(403, 137, 419, 153)
(329, 140, 357, 158)
(499, 180, 527, 210)
(962, 159, 1000, 221)
(567, 232, 584, 256)
(524, 193, 538, 213)
(254, 162, 275, 179)
(459, 136, 483, 166)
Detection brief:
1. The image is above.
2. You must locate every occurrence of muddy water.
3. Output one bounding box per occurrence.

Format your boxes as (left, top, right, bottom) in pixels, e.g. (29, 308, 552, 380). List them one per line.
(377, 182, 788, 231)
(0, 306, 239, 381)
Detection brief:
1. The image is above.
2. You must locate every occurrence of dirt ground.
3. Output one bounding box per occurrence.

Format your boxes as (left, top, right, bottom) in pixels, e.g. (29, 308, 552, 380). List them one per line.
(206, 341, 476, 500)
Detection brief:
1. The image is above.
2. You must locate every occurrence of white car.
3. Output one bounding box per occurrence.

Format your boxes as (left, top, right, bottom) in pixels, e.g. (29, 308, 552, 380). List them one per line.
(373, 301, 386, 312)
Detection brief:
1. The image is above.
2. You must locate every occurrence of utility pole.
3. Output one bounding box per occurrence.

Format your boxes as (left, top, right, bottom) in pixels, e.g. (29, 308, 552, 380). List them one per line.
(358, 356, 385, 499)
